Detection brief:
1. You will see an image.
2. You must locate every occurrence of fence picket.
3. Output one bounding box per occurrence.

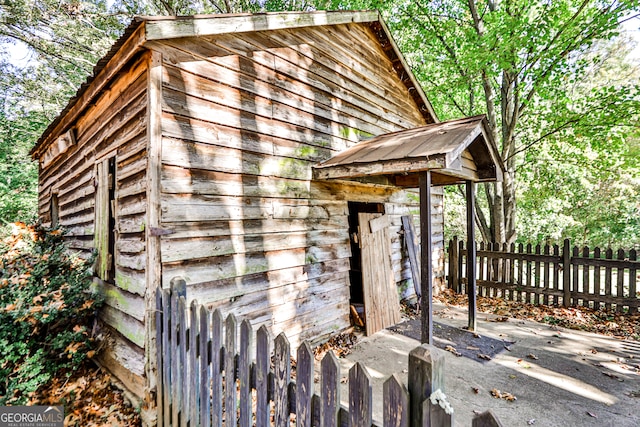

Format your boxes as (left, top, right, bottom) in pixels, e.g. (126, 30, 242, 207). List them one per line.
(594, 248, 602, 310)
(562, 240, 571, 307)
(605, 248, 613, 311)
(630, 249, 637, 303)
(320, 352, 340, 427)
(409, 345, 444, 427)
(581, 247, 590, 306)
(179, 297, 188, 427)
(572, 246, 579, 308)
(552, 244, 560, 306)
(200, 306, 211, 427)
(224, 314, 237, 427)
(617, 249, 626, 312)
(543, 245, 550, 305)
(274, 333, 291, 427)
(472, 410, 503, 427)
(296, 342, 314, 427)
(255, 326, 270, 427)
(525, 244, 533, 303)
(211, 310, 223, 427)
(383, 373, 408, 427)
(517, 243, 524, 303)
(170, 286, 181, 427)
(508, 243, 515, 300)
(534, 244, 542, 304)
(239, 320, 253, 427)
(349, 363, 372, 427)
(189, 301, 199, 426)
(425, 399, 452, 427)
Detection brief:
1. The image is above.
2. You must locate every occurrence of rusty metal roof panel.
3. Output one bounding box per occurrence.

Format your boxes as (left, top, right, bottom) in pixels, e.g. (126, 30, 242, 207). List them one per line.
(317, 115, 486, 168)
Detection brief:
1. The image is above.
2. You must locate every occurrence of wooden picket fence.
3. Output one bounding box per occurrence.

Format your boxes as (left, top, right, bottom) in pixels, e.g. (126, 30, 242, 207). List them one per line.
(448, 238, 640, 311)
(155, 278, 503, 427)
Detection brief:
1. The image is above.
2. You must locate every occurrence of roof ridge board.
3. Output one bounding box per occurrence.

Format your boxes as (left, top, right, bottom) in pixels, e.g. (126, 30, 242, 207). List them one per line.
(143, 10, 380, 40)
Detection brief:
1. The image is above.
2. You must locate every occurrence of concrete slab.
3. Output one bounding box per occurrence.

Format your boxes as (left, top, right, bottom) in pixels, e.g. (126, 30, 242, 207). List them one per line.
(336, 303, 640, 426)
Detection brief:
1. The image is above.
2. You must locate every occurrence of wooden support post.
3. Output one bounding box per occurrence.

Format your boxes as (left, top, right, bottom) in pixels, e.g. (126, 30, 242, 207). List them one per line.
(466, 181, 477, 332)
(563, 239, 571, 307)
(408, 344, 445, 427)
(420, 171, 433, 344)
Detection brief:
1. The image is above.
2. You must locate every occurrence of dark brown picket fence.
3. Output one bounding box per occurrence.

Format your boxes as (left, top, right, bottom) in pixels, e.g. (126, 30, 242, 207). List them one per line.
(155, 278, 503, 427)
(448, 238, 639, 312)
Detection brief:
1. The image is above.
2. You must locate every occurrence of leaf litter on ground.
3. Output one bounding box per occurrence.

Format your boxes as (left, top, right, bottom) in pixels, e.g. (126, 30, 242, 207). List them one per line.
(29, 362, 141, 427)
(435, 289, 640, 341)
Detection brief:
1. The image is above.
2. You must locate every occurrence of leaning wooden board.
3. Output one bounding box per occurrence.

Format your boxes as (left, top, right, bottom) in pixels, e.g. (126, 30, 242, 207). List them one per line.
(358, 213, 401, 335)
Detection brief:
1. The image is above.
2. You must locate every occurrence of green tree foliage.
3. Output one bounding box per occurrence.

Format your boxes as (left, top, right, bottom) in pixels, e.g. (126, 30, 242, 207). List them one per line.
(0, 223, 102, 404)
(0, 0, 125, 223)
(0, 0, 638, 248)
(329, 0, 640, 246)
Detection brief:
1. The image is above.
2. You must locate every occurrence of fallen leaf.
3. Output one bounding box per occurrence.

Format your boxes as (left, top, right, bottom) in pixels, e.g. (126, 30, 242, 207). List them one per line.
(503, 392, 517, 401)
(527, 354, 539, 360)
(444, 345, 462, 357)
(490, 388, 517, 402)
(472, 387, 479, 394)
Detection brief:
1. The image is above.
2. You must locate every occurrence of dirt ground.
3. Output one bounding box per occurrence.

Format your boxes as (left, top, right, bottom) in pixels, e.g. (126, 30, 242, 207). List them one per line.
(338, 300, 640, 426)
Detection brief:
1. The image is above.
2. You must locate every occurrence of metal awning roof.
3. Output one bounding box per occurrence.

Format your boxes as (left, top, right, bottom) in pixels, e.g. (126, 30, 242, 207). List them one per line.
(313, 115, 504, 186)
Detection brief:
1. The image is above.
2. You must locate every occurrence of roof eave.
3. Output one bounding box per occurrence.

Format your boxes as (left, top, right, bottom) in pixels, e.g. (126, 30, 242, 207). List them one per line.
(31, 19, 148, 159)
(370, 17, 438, 124)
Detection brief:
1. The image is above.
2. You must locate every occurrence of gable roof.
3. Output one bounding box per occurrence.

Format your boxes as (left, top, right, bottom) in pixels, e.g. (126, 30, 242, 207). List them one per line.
(31, 10, 437, 159)
(313, 115, 504, 186)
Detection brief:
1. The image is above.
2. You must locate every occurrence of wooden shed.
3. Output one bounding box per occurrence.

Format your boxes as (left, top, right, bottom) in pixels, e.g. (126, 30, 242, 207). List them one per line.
(31, 9, 462, 416)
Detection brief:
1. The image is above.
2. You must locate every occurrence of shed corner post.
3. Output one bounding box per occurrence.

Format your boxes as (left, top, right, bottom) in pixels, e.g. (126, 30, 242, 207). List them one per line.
(466, 180, 477, 332)
(143, 49, 164, 427)
(419, 171, 433, 344)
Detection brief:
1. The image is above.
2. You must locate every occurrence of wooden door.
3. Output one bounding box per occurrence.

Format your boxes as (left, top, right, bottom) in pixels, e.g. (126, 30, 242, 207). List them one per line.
(358, 213, 401, 335)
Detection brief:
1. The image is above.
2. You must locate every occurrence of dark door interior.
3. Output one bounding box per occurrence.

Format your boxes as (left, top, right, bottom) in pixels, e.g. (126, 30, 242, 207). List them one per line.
(347, 201, 384, 305)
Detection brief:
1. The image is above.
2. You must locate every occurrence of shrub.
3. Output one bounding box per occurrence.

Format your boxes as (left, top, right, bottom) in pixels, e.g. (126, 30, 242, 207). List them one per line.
(0, 222, 102, 404)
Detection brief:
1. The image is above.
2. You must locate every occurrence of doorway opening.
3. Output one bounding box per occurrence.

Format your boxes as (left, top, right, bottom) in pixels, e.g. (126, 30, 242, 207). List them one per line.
(347, 201, 384, 330)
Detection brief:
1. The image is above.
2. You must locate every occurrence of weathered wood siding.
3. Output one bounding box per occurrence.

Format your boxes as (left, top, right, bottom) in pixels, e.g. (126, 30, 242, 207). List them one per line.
(151, 23, 444, 347)
(35, 52, 150, 396)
